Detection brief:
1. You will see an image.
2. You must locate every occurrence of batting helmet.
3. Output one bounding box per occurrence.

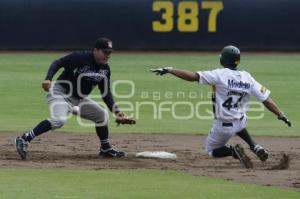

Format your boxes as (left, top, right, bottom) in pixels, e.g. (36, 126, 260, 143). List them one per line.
(220, 45, 240, 68)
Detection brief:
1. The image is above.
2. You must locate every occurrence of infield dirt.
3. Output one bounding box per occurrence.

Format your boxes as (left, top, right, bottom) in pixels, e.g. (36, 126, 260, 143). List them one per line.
(1, 132, 299, 191)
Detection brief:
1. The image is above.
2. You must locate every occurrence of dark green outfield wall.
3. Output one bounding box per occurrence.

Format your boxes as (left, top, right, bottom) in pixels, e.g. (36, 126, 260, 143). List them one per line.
(0, 0, 299, 50)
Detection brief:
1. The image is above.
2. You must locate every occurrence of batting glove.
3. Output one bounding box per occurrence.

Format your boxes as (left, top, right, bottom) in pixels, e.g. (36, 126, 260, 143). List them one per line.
(150, 67, 173, 75)
(278, 114, 291, 127)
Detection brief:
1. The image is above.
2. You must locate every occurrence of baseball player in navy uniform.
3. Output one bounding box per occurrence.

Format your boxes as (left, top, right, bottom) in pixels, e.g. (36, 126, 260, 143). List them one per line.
(16, 37, 133, 159)
(151, 45, 291, 168)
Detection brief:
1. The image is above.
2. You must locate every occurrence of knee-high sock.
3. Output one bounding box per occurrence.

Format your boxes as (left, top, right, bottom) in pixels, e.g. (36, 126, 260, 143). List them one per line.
(95, 125, 111, 150)
(212, 146, 234, 158)
(236, 129, 256, 150)
(22, 120, 52, 142)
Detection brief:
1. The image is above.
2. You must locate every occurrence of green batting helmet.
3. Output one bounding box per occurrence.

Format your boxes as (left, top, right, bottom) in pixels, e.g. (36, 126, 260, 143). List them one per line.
(220, 45, 240, 68)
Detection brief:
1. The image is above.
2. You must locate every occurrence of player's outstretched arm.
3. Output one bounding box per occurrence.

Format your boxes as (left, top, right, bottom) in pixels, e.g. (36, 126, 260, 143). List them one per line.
(150, 67, 199, 82)
(263, 97, 291, 127)
(43, 60, 62, 92)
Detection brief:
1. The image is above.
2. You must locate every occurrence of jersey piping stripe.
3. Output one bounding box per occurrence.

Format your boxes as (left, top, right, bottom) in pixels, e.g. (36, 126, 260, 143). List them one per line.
(212, 85, 217, 119)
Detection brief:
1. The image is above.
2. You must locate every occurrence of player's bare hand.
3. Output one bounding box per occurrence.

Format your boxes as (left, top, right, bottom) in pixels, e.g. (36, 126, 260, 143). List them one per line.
(278, 114, 291, 127)
(115, 111, 125, 118)
(150, 67, 173, 75)
(42, 80, 52, 92)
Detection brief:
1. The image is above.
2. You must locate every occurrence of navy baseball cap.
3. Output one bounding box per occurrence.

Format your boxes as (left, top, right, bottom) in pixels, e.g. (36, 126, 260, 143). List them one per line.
(94, 37, 113, 53)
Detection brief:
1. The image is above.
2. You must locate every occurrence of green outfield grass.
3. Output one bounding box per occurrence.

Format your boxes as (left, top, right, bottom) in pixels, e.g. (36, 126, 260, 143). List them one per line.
(0, 52, 299, 198)
(0, 169, 298, 199)
(0, 52, 299, 136)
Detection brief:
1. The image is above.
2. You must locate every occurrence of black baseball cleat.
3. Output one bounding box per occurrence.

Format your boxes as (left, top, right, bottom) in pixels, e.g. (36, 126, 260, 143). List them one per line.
(15, 137, 29, 160)
(233, 144, 253, 169)
(252, 145, 268, 161)
(99, 147, 125, 158)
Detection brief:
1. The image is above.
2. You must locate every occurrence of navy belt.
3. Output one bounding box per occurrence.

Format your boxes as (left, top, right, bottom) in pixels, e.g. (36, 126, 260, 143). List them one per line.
(222, 116, 244, 127)
(222, 123, 233, 127)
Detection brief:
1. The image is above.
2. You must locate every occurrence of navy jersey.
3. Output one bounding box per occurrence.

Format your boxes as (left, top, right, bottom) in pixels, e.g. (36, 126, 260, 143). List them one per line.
(45, 51, 119, 113)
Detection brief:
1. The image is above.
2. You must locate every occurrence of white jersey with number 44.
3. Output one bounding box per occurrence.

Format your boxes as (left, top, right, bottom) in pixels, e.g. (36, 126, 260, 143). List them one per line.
(197, 68, 270, 122)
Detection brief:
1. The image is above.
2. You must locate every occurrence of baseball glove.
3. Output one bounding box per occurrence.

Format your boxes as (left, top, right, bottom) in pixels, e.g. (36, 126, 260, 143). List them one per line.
(115, 116, 136, 126)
